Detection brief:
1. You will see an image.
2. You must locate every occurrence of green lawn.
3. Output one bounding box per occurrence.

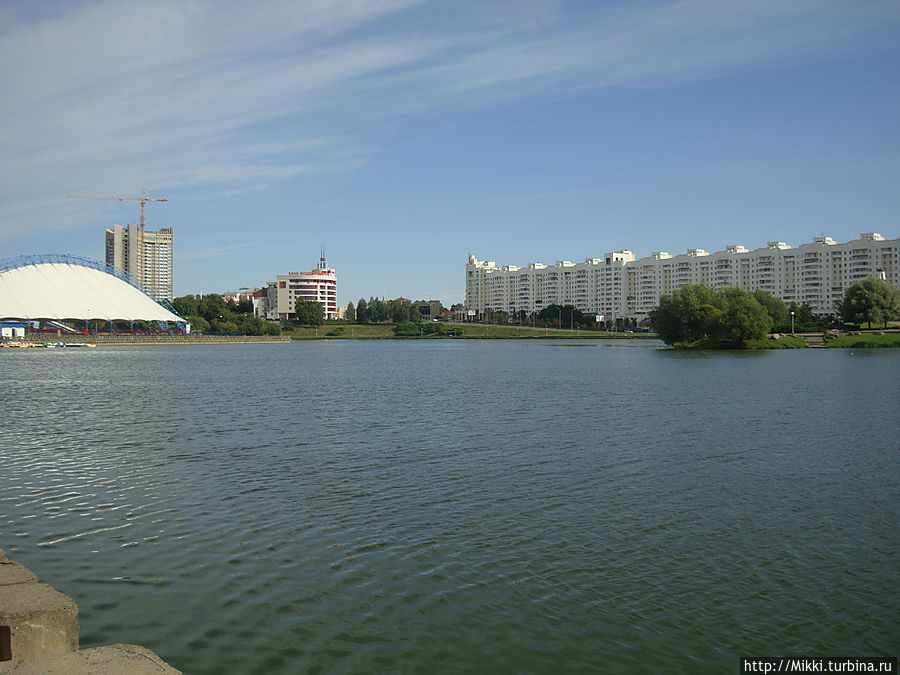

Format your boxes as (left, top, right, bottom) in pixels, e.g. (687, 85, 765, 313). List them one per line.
(285, 324, 394, 339)
(746, 335, 808, 349)
(826, 332, 900, 348)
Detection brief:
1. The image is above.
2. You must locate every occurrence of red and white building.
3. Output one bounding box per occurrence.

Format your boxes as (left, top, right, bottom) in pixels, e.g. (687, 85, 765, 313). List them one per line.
(255, 254, 338, 321)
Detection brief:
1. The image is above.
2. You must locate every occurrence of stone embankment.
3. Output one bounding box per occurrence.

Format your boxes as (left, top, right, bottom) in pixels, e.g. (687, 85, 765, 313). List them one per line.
(18, 334, 290, 346)
(0, 549, 179, 674)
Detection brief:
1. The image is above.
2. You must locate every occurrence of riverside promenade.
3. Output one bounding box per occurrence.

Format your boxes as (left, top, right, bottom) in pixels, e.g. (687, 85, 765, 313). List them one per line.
(0, 549, 180, 673)
(15, 334, 290, 346)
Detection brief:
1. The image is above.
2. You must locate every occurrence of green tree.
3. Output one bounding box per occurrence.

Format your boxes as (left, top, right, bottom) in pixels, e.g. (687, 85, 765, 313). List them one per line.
(650, 285, 718, 345)
(538, 304, 582, 327)
(295, 299, 324, 326)
(709, 288, 773, 346)
(390, 299, 412, 324)
(346, 301, 356, 322)
(370, 298, 389, 323)
(393, 322, 422, 336)
(239, 315, 263, 335)
(753, 290, 790, 330)
(678, 285, 719, 338)
(229, 298, 252, 314)
(197, 294, 229, 322)
(356, 298, 368, 323)
(787, 302, 818, 330)
(188, 315, 209, 332)
(651, 295, 684, 344)
(651, 285, 772, 346)
(210, 319, 239, 333)
(238, 315, 280, 336)
(172, 295, 199, 319)
(840, 277, 900, 329)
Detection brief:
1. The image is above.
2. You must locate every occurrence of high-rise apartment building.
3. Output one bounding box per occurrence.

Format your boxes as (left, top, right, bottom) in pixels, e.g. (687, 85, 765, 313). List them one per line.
(104, 223, 174, 301)
(466, 233, 898, 320)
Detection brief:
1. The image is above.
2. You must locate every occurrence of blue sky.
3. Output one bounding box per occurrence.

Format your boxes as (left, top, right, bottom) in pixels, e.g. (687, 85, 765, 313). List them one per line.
(1, 0, 898, 305)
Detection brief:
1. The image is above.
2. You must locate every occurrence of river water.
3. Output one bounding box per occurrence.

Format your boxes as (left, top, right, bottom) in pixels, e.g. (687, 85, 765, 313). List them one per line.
(1, 340, 898, 673)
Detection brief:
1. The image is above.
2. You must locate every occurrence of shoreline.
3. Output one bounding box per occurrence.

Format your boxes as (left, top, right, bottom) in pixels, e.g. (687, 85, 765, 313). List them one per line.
(5, 329, 897, 348)
(8, 335, 291, 346)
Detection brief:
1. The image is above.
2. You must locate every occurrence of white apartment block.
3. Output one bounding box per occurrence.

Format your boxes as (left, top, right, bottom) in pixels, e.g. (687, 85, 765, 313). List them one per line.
(467, 250, 634, 322)
(105, 223, 174, 301)
(466, 233, 898, 320)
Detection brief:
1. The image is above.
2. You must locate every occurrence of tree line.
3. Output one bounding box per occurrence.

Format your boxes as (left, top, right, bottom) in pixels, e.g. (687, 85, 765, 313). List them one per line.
(345, 298, 447, 324)
(478, 305, 639, 330)
(172, 294, 281, 335)
(650, 277, 899, 346)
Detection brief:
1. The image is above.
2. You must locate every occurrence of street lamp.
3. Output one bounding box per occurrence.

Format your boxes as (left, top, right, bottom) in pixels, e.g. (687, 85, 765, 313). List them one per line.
(790, 310, 795, 334)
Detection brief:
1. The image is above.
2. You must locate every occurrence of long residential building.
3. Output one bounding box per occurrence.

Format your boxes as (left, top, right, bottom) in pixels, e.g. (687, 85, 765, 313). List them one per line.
(465, 233, 899, 320)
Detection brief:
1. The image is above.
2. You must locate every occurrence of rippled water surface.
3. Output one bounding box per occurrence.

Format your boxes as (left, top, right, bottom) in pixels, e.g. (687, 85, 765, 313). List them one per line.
(1, 341, 898, 673)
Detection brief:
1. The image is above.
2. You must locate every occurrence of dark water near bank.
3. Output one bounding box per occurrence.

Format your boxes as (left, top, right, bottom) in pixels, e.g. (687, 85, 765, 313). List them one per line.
(1, 341, 898, 673)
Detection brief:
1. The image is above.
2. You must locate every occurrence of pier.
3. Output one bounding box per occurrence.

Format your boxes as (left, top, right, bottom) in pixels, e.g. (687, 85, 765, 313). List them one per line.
(0, 549, 179, 673)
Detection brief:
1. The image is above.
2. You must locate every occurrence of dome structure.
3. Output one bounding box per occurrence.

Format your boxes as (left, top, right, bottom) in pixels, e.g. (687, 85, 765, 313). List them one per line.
(0, 254, 183, 323)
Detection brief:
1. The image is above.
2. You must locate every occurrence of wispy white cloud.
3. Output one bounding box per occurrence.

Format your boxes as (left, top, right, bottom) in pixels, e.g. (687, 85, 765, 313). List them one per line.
(1, 0, 898, 242)
(179, 242, 253, 262)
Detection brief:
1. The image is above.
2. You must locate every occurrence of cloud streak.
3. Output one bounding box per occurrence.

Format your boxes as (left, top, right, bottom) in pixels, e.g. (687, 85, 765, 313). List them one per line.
(1, 0, 898, 242)
(179, 242, 254, 262)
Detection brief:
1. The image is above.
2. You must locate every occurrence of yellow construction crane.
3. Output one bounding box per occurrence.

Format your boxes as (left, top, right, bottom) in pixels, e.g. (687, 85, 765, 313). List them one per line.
(67, 187, 168, 236)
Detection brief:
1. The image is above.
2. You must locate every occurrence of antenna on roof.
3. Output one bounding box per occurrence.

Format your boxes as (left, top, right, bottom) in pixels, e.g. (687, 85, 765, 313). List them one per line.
(319, 245, 327, 269)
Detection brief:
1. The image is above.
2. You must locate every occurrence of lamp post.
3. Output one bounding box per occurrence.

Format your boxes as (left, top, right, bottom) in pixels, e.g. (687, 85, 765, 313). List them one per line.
(791, 310, 795, 334)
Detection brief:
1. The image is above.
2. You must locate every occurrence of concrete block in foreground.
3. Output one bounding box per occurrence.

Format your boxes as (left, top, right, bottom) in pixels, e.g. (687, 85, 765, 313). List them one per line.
(0, 583, 78, 660)
(0, 644, 181, 674)
(0, 563, 38, 587)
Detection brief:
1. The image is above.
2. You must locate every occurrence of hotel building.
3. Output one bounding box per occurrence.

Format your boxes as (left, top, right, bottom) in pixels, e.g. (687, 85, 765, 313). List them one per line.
(466, 233, 898, 320)
(104, 223, 174, 301)
(257, 254, 338, 321)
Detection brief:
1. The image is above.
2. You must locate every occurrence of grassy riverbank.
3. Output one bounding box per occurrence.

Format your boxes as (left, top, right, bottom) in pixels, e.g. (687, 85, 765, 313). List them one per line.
(284, 323, 659, 340)
(671, 331, 900, 349)
(673, 334, 808, 350)
(826, 332, 900, 348)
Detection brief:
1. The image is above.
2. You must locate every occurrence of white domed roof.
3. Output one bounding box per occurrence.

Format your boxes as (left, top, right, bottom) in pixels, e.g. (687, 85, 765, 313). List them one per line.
(0, 255, 183, 322)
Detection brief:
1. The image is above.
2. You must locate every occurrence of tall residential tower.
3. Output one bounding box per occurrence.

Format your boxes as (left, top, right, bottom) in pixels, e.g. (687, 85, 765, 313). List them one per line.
(104, 223, 174, 301)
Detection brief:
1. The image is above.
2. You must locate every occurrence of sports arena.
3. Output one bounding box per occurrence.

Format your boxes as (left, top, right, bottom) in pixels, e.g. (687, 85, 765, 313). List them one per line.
(0, 254, 186, 336)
